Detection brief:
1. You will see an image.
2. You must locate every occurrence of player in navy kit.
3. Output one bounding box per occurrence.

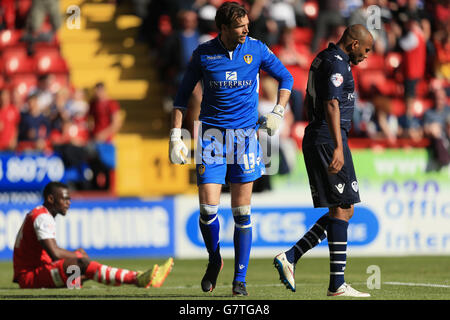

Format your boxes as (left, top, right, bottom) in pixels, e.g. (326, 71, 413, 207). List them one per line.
(273, 24, 374, 297)
(168, 2, 293, 296)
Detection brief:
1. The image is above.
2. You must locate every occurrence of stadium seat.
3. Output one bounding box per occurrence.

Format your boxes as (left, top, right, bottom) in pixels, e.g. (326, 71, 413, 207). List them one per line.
(390, 98, 406, 117)
(0, 29, 24, 49)
(356, 69, 386, 94)
(293, 27, 313, 45)
(412, 98, 433, 118)
(287, 66, 308, 92)
(357, 53, 385, 70)
(8, 73, 37, 99)
(35, 49, 69, 74)
(2, 47, 35, 75)
(385, 52, 402, 77)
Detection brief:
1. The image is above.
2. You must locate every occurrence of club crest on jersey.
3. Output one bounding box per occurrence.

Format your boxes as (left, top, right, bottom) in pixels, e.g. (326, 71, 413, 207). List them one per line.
(330, 73, 344, 87)
(198, 164, 205, 175)
(243, 54, 253, 64)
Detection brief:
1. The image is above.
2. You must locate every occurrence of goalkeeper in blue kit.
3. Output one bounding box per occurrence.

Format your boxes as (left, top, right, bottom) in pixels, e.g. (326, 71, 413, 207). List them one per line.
(169, 2, 293, 296)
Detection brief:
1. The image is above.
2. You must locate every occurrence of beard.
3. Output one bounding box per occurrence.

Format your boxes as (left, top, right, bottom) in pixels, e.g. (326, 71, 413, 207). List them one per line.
(348, 51, 359, 65)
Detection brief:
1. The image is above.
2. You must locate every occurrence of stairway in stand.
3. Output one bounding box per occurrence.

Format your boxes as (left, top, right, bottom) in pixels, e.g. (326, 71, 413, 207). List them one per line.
(58, 0, 168, 138)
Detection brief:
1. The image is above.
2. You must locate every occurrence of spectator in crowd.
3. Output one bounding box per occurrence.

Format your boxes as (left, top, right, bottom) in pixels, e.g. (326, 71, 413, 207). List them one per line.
(17, 93, 50, 152)
(51, 88, 91, 190)
(245, 0, 279, 46)
(349, 0, 390, 55)
(196, 0, 221, 36)
(29, 74, 56, 116)
(0, 0, 15, 30)
(256, 75, 296, 193)
(48, 87, 70, 137)
(0, 89, 20, 151)
(309, 0, 345, 53)
(271, 26, 309, 121)
(365, 95, 399, 145)
(266, 0, 297, 45)
(398, 15, 426, 139)
(88, 82, 123, 143)
(423, 87, 450, 167)
(88, 82, 124, 190)
(432, 17, 450, 81)
(22, 0, 62, 54)
(159, 9, 203, 133)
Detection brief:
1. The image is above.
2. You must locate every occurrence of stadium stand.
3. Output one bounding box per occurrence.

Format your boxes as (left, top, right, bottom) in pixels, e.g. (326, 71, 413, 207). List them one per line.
(0, 0, 448, 196)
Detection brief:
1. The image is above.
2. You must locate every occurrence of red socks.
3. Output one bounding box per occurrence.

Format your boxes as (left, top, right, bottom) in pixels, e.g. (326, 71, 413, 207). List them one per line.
(85, 261, 137, 286)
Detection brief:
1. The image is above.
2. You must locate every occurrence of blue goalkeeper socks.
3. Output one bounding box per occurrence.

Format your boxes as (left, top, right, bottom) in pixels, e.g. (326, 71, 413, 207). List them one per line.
(232, 206, 252, 283)
(199, 204, 221, 263)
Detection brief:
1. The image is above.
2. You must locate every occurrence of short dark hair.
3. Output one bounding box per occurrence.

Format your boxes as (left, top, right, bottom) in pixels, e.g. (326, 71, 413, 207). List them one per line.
(95, 82, 105, 89)
(215, 1, 247, 31)
(43, 181, 68, 200)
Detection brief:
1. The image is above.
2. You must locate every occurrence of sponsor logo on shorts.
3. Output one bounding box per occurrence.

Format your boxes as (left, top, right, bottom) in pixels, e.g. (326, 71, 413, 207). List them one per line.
(335, 183, 345, 194)
(352, 181, 359, 192)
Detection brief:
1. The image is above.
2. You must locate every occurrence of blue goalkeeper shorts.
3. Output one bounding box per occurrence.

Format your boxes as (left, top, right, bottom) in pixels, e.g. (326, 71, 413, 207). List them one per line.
(195, 123, 265, 185)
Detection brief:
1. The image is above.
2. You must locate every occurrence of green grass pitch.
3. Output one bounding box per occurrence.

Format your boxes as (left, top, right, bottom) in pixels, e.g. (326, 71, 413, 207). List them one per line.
(0, 256, 448, 300)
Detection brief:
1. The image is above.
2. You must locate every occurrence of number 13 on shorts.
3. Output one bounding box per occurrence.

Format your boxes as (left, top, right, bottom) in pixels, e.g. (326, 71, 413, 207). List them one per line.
(243, 152, 255, 170)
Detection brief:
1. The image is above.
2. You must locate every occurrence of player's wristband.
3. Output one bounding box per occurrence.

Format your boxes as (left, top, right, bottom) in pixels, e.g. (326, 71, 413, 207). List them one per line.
(170, 128, 182, 141)
(272, 104, 285, 118)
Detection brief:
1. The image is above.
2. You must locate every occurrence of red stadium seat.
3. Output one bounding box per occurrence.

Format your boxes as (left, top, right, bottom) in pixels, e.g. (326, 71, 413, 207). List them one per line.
(293, 27, 313, 45)
(357, 69, 386, 93)
(412, 98, 433, 118)
(8, 73, 37, 99)
(390, 98, 406, 116)
(357, 53, 385, 70)
(0, 30, 24, 49)
(287, 66, 308, 92)
(35, 49, 69, 74)
(385, 52, 402, 76)
(2, 47, 35, 75)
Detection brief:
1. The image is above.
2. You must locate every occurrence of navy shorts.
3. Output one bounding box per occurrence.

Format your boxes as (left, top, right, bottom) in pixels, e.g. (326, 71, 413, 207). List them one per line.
(195, 124, 265, 185)
(303, 141, 360, 208)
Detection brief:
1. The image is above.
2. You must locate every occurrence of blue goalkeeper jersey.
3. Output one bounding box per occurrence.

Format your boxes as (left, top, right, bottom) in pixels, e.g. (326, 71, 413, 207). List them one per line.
(173, 36, 293, 129)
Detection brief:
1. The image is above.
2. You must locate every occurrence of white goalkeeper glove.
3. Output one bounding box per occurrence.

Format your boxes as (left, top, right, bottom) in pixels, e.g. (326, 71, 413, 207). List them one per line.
(259, 104, 285, 136)
(169, 128, 188, 164)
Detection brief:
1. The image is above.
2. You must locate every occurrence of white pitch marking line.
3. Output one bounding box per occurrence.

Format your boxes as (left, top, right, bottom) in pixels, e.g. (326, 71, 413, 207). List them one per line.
(383, 282, 450, 288)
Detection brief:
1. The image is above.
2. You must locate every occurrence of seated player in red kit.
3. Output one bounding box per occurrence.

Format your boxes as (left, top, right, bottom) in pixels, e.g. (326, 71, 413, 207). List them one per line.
(13, 181, 174, 289)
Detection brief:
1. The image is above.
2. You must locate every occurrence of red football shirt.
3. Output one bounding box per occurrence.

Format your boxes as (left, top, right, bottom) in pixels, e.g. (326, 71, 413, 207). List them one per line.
(13, 206, 56, 281)
(89, 98, 120, 142)
(0, 104, 20, 149)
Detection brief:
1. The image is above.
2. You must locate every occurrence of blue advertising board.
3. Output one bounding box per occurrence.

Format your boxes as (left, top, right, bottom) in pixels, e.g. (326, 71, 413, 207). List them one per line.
(184, 206, 379, 249)
(0, 152, 65, 191)
(0, 197, 175, 260)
